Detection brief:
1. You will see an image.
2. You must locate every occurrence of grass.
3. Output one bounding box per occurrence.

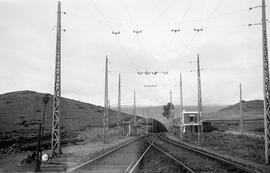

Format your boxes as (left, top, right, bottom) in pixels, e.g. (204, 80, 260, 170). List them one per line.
(181, 131, 265, 164)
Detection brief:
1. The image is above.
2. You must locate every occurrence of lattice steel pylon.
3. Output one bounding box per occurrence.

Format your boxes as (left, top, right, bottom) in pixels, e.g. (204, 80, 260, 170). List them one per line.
(117, 74, 121, 138)
(240, 83, 243, 135)
(103, 56, 109, 144)
(133, 91, 137, 135)
(197, 54, 203, 144)
(179, 73, 183, 139)
(262, 0, 270, 164)
(170, 90, 174, 131)
(51, 1, 62, 157)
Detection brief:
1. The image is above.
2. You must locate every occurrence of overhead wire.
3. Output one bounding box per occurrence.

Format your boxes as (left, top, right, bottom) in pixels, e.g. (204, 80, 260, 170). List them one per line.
(151, 0, 178, 22)
(172, 0, 202, 57)
(185, 0, 225, 56)
(204, 0, 225, 22)
(88, 0, 114, 31)
(159, 0, 194, 68)
(167, 0, 194, 54)
(88, 0, 253, 72)
(200, 0, 205, 26)
(89, 0, 136, 77)
(184, 0, 205, 55)
(144, 0, 196, 97)
(122, 0, 146, 71)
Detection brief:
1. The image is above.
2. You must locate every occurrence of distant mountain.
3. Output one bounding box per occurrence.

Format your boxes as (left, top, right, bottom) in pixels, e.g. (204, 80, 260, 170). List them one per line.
(115, 100, 264, 121)
(116, 104, 225, 116)
(0, 90, 133, 142)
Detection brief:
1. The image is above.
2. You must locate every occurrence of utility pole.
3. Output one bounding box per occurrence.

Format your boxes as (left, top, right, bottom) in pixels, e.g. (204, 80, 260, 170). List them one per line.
(170, 90, 173, 132)
(150, 111, 153, 132)
(197, 54, 203, 144)
(117, 74, 121, 138)
(240, 83, 243, 135)
(262, 0, 270, 164)
(51, 1, 63, 157)
(108, 99, 110, 132)
(142, 108, 145, 133)
(248, 0, 269, 164)
(103, 56, 109, 144)
(133, 91, 137, 135)
(147, 108, 149, 133)
(180, 73, 183, 139)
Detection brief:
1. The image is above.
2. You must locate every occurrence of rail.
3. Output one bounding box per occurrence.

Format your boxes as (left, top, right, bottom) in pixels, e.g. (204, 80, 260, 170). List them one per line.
(128, 134, 195, 173)
(67, 136, 145, 172)
(158, 134, 260, 173)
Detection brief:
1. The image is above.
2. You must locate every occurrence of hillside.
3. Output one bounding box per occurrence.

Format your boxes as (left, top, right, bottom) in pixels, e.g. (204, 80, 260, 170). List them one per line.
(206, 100, 264, 120)
(0, 90, 133, 142)
(218, 100, 263, 113)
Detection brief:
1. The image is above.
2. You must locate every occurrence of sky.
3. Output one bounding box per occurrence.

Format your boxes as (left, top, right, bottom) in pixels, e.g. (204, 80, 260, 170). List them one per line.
(0, 0, 270, 107)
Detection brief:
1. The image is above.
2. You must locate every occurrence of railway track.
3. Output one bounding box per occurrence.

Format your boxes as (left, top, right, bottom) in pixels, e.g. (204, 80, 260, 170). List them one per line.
(67, 133, 260, 173)
(128, 134, 195, 173)
(67, 136, 148, 173)
(156, 134, 261, 173)
(67, 134, 195, 173)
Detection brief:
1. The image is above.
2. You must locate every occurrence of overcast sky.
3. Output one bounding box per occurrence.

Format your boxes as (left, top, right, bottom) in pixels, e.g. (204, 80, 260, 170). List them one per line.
(0, 0, 270, 106)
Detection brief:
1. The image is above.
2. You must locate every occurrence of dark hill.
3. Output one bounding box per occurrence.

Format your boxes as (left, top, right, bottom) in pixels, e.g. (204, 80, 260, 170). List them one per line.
(218, 100, 263, 113)
(206, 100, 263, 120)
(0, 90, 133, 142)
